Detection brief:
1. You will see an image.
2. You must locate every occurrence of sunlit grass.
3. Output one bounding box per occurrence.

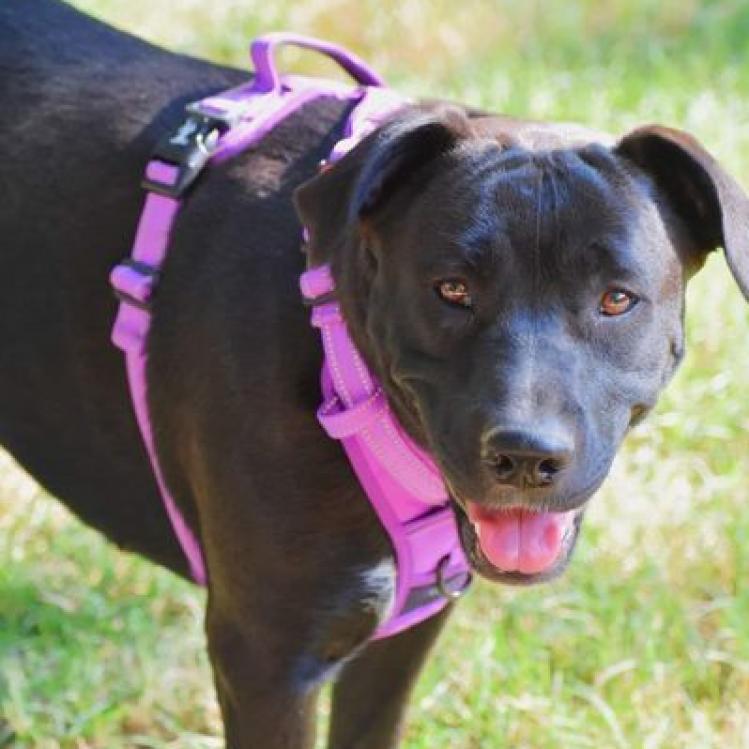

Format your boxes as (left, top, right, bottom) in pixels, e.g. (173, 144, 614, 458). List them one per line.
(2, 1, 749, 747)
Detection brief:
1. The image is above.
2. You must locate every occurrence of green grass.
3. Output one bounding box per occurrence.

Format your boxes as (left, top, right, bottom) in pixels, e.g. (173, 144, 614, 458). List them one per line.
(3, 1, 749, 746)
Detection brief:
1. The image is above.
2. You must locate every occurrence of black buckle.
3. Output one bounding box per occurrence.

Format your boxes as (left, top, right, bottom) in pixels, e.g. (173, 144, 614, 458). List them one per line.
(141, 111, 228, 198)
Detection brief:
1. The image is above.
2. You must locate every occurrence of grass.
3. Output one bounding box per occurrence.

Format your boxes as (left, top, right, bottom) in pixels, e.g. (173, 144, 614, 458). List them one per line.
(3, 0, 749, 746)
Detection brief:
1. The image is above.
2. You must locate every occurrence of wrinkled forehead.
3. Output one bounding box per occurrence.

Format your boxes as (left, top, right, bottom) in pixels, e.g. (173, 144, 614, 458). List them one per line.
(397, 142, 670, 279)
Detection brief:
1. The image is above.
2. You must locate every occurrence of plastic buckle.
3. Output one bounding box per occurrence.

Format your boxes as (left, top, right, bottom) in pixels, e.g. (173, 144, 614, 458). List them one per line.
(141, 106, 234, 198)
(111, 258, 160, 311)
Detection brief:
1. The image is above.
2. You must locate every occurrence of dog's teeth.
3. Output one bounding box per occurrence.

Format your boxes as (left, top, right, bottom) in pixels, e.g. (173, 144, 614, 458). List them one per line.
(562, 524, 573, 545)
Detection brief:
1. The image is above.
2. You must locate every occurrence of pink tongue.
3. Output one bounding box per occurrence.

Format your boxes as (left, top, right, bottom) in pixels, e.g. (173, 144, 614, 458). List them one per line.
(470, 507, 571, 575)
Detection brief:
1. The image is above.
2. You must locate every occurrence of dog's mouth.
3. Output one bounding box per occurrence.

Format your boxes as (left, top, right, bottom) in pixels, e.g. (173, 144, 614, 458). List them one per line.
(452, 498, 585, 585)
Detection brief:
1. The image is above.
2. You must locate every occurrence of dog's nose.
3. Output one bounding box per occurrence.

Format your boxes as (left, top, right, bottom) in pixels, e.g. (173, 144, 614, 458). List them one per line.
(481, 426, 574, 489)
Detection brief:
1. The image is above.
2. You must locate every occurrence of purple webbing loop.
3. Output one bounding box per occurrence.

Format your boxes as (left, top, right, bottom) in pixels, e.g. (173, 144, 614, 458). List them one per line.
(318, 389, 388, 439)
(250, 32, 386, 94)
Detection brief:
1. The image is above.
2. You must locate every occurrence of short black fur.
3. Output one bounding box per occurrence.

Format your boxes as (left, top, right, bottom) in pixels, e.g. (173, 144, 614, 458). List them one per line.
(3, 2, 748, 747)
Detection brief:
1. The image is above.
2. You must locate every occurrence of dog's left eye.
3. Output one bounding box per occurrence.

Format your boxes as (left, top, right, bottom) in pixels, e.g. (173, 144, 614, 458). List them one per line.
(600, 288, 639, 316)
(435, 279, 473, 308)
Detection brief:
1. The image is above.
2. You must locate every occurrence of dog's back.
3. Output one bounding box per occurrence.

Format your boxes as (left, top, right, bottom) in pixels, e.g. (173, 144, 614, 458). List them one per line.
(0, 0, 353, 575)
(0, 0, 247, 569)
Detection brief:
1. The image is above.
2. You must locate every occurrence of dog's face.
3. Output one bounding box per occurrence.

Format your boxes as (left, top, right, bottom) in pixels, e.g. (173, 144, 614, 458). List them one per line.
(296, 108, 749, 585)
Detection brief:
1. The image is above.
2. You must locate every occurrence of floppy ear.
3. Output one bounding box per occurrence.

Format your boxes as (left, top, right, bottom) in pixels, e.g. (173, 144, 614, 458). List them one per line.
(615, 125, 749, 301)
(293, 106, 474, 265)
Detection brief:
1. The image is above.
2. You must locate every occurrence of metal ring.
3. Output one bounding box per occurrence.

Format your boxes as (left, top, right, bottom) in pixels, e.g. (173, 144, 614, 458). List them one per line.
(436, 555, 468, 601)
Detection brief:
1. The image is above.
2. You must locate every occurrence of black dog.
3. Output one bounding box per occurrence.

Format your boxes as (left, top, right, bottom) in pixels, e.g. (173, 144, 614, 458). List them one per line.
(2, 1, 748, 747)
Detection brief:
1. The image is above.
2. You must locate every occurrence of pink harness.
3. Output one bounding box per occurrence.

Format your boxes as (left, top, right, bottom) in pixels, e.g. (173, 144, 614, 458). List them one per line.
(110, 33, 470, 639)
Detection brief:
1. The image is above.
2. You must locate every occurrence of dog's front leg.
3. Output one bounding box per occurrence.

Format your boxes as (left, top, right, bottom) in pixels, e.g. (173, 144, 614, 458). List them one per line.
(327, 605, 454, 749)
(206, 595, 325, 749)
(204, 555, 394, 749)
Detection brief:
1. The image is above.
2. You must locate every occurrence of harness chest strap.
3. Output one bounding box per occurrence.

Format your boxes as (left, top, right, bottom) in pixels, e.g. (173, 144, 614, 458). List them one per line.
(300, 266, 470, 637)
(110, 33, 471, 639)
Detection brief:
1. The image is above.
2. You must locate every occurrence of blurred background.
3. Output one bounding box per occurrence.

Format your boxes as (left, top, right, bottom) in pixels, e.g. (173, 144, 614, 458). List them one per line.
(2, 1, 749, 747)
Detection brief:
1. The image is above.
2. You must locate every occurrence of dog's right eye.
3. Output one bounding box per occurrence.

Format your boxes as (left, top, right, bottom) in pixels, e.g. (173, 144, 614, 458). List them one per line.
(435, 279, 473, 308)
(599, 288, 639, 316)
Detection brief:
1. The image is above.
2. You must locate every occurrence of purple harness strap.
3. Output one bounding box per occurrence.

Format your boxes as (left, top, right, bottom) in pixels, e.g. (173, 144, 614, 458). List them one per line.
(110, 33, 470, 638)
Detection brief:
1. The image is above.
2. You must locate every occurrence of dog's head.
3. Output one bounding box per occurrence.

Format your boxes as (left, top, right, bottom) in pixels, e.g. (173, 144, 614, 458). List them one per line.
(294, 105, 749, 585)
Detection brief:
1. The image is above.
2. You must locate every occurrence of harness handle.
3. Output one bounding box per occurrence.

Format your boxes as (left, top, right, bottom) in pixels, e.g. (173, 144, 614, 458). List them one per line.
(250, 32, 386, 94)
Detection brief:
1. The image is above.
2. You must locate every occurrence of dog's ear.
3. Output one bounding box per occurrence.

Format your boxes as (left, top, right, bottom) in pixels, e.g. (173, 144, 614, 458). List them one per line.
(294, 107, 474, 265)
(615, 125, 749, 301)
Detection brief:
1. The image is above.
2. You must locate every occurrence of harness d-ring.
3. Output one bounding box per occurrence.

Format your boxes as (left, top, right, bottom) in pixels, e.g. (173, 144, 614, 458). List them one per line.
(436, 555, 468, 601)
